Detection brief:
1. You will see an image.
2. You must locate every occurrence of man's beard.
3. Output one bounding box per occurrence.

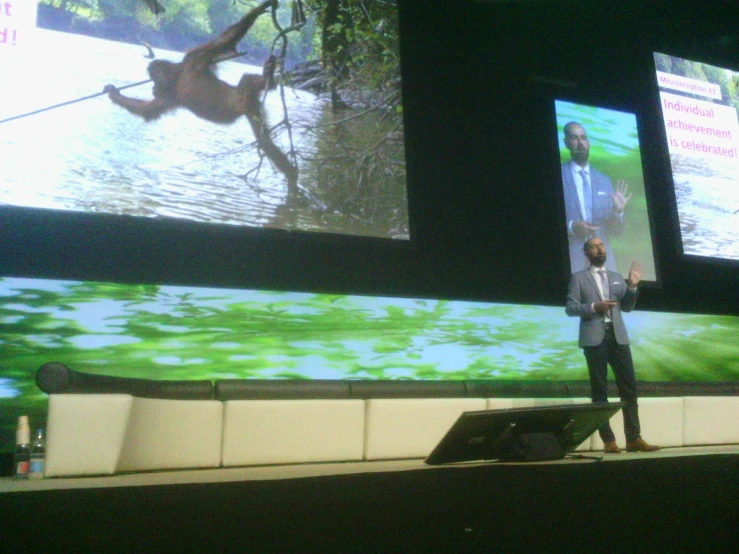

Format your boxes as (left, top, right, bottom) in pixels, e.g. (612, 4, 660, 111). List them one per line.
(591, 252, 606, 266)
(571, 149, 589, 165)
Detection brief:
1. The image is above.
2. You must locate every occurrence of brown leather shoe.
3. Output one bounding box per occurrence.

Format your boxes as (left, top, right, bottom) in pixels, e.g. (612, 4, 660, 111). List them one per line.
(626, 438, 661, 452)
(604, 441, 621, 454)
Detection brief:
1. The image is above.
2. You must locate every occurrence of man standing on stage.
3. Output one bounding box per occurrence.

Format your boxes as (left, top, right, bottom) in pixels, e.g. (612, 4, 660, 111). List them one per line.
(561, 122, 631, 273)
(566, 237, 660, 454)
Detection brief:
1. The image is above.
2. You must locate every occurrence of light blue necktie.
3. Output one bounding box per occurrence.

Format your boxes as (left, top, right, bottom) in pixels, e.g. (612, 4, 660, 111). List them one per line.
(580, 169, 592, 222)
(598, 270, 612, 320)
(598, 270, 610, 300)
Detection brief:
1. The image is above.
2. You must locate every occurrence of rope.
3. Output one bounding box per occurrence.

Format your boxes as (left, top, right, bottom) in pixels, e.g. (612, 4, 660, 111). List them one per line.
(0, 79, 152, 125)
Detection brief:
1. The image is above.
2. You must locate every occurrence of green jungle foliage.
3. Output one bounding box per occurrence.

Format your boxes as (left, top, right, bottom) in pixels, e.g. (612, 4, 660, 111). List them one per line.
(2, 278, 738, 452)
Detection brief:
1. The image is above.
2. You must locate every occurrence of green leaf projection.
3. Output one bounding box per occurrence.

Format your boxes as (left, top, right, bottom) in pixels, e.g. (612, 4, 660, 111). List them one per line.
(1, 277, 738, 452)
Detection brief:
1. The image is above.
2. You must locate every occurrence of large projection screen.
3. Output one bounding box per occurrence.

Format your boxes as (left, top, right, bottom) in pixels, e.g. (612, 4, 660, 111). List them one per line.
(555, 100, 658, 281)
(2, 276, 738, 454)
(0, 1, 409, 240)
(654, 52, 739, 261)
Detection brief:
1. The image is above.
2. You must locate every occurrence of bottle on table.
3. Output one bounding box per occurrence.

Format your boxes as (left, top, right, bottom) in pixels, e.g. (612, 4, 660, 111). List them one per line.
(29, 428, 46, 479)
(13, 415, 31, 480)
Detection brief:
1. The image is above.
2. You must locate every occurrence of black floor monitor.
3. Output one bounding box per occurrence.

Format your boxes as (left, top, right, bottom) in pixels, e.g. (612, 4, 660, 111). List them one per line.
(425, 402, 625, 464)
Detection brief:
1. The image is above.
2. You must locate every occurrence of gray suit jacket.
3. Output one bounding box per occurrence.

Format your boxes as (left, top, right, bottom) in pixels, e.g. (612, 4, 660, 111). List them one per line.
(561, 162, 624, 273)
(566, 268, 638, 347)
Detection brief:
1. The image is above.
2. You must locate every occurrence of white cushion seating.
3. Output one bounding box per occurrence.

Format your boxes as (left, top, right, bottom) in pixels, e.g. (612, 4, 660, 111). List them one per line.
(221, 399, 365, 466)
(42, 394, 738, 477)
(45, 394, 133, 477)
(364, 398, 486, 460)
(683, 396, 739, 446)
(642, 397, 686, 448)
(116, 397, 223, 472)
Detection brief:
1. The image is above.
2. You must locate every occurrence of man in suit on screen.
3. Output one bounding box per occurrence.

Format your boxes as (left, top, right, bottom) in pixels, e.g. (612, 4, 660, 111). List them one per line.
(561, 122, 631, 272)
(566, 237, 660, 453)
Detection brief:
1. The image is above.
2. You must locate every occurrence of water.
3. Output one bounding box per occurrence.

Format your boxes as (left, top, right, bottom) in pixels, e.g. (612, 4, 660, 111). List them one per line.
(0, 29, 403, 237)
(671, 154, 739, 259)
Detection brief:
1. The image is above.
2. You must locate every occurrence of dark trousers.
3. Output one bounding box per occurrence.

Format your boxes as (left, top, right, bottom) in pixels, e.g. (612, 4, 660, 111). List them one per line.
(583, 324, 641, 443)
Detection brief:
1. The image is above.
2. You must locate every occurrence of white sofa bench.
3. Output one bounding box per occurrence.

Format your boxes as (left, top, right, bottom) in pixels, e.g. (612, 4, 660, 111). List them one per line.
(43, 393, 739, 477)
(45, 395, 223, 477)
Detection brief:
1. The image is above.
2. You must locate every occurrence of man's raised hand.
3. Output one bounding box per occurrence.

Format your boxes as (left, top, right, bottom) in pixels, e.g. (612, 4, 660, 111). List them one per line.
(626, 261, 642, 288)
(611, 180, 632, 213)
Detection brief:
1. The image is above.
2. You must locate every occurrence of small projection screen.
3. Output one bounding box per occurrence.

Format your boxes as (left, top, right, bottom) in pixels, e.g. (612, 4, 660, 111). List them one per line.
(0, 1, 409, 241)
(654, 52, 739, 261)
(555, 100, 658, 281)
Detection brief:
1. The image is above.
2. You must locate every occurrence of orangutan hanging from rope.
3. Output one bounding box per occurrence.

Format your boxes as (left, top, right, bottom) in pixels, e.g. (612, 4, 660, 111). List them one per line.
(103, 0, 298, 195)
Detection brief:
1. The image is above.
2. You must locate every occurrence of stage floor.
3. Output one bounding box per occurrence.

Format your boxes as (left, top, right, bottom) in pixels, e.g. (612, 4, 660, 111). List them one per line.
(3, 444, 739, 552)
(3, 443, 738, 493)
